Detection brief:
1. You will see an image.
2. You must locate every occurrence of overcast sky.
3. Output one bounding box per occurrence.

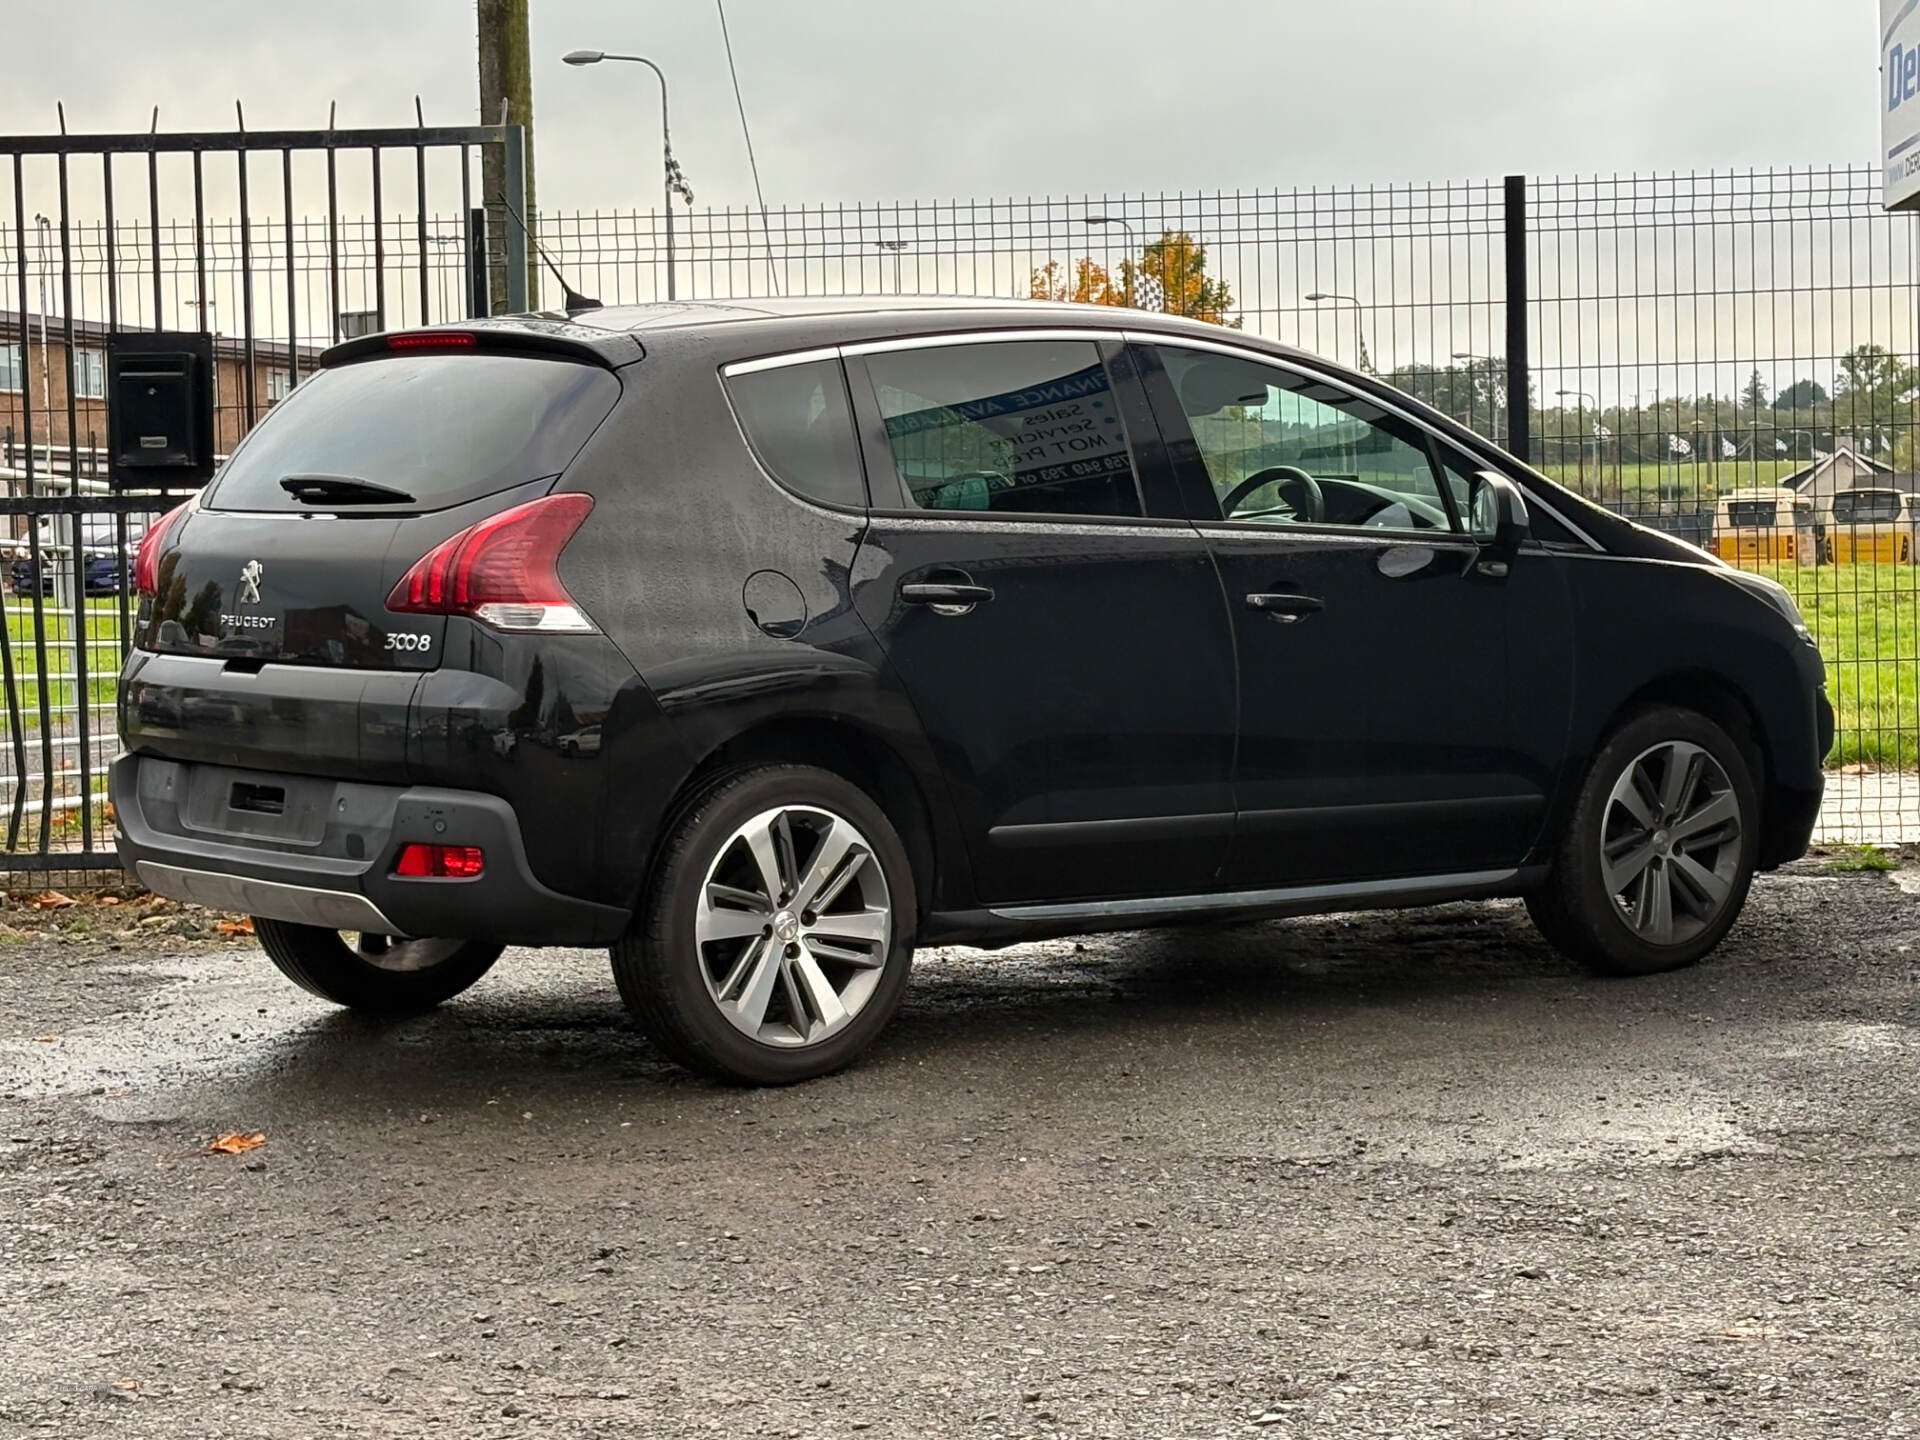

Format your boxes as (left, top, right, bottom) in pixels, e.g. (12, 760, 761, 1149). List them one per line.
(1, 0, 1887, 213)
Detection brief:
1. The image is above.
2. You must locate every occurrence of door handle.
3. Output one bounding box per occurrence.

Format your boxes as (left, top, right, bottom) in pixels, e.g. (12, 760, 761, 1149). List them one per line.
(1245, 592, 1323, 623)
(902, 582, 996, 607)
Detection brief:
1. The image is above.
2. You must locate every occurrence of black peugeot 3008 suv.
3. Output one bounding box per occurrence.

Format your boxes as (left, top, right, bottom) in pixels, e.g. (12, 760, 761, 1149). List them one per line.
(113, 298, 1832, 1083)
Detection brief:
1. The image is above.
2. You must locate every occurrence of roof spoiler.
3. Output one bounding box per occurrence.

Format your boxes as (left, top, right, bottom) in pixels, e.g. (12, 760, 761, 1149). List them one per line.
(321, 321, 641, 369)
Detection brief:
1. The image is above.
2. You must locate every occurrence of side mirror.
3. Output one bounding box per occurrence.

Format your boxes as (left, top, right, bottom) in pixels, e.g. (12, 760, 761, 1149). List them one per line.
(1467, 471, 1529, 577)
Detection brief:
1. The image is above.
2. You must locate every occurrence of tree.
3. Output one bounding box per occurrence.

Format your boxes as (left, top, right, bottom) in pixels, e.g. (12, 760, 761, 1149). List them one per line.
(1836, 343, 1914, 399)
(1831, 343, 1918, 460)
(1028, 258, 1123, 306)
(1773, 378, 1828, 411)
(1741, 368, 1767, 411)
(1123, 231, 1238, 326)
(1385, 361, 1504, 434)
(1028, 230, 1239, 326)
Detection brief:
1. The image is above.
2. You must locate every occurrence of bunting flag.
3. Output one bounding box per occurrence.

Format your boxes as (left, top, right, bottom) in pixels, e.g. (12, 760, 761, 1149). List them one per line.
(1775, 437, 1789, 454)
(1720, 437, 1737, 458)
(1668, 433, 1694, 457)
(1593, 422, 1613, 439)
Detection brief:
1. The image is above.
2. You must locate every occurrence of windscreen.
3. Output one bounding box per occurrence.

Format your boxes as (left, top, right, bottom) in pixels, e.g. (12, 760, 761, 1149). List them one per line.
(1726, 501, 1779, 527)
(1833, 491, 1902, 523)
(203, 353, 620, 513)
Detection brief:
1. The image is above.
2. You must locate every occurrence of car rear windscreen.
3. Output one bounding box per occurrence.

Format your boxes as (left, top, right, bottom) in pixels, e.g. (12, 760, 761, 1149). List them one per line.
(1833, 492, 1902, 523)
(1726, 501, 1779, 527)
(202, 353, 620, 513)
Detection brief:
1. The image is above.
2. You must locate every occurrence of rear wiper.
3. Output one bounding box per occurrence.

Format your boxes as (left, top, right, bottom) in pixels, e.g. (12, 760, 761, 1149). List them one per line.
(279, 474, 416, 506)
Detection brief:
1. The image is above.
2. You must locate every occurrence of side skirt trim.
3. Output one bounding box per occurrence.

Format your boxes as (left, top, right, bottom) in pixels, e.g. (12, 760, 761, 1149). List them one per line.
(989, 868, 1521, 923)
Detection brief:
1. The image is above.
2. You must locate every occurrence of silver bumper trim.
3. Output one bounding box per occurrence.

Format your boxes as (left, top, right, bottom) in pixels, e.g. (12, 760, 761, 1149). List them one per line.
(134, 862, 402, 934)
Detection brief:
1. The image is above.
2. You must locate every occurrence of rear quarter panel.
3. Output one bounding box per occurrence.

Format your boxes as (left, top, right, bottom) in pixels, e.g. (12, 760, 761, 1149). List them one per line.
(553, 334, 970, 913)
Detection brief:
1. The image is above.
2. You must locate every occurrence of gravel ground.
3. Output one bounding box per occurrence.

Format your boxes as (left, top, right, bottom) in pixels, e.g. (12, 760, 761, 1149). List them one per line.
(1, 861, 1918, 1439)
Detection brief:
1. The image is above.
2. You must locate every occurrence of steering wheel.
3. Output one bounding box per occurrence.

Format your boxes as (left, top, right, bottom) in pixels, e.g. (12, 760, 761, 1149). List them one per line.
(1219, 465, 1324, 523)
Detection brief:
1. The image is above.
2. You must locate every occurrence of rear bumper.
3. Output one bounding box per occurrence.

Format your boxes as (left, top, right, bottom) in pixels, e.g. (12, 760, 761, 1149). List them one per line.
(111, 754, 630, 946)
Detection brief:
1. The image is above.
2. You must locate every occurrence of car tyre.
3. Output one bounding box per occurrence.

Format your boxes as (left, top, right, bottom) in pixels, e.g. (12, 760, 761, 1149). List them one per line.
(253, 918, 503, 1013)
(612, 764, 918, 1085)
(1527, 705, 1759, 977)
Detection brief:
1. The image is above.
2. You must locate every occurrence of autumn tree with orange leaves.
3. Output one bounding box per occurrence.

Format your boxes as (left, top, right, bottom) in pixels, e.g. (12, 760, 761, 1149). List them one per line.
(1029, 230, 1238, 326)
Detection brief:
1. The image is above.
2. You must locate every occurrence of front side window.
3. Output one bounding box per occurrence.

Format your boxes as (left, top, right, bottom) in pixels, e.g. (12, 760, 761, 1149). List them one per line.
(861, 340, 1142, 519)
(0, 341, 21, 393)
(723, 358, 865, 509)
(1155, 347, 1453, 532)
(74, 347, 105, 401)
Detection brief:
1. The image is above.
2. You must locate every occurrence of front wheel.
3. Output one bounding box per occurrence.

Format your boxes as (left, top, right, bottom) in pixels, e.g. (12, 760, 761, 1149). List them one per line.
(1527, 705, 1758, 976)
(612, 764, 918, 1085)
(253, 919, 503, 1013)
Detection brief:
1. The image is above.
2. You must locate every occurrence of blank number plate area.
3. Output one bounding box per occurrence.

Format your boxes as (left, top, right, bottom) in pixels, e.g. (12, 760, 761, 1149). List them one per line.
(178, 766, 333, 845)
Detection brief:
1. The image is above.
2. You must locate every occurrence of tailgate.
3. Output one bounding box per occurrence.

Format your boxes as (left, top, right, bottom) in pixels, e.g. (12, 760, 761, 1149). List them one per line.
(141, 507, 449, 670)
(119, 649, 418, 783)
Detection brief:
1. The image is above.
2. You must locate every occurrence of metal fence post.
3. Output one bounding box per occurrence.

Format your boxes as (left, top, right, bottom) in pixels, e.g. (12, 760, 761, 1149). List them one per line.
(503, 126, 529, 313)
(1503, 174, 1530, 463)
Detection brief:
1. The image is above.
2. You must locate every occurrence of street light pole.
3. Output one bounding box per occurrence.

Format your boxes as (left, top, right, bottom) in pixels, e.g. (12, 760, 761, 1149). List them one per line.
(1082, 216, 1136, 305)
(1556, 388, 1599, 489)
(33, 215, 51, 419)
(873, 239, 910, 294)
(1451, 350, 1503, 440)
(1306, 293, 1371, 373)
(563, 49, 688, 301)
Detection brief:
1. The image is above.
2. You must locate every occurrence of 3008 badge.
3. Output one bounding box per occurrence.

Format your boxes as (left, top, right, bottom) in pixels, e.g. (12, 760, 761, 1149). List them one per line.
(384, 632, 433, 653)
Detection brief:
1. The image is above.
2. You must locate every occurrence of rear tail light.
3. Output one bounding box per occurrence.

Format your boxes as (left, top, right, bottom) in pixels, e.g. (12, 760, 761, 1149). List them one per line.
(133, 501, 192, 598)
(393, 843, 485, 878)
(387, 492, 595, 633)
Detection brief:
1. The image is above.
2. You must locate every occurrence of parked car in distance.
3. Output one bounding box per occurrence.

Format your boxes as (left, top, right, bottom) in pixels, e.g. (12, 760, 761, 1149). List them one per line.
(1709, 486, 1817, 568)
(1826, 486, 1917, 565)
(113, 298, 1832, 1084)
(7, 515, 150, 596)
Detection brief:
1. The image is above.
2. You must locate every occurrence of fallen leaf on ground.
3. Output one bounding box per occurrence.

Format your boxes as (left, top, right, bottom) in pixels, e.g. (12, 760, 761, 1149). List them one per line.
(98, 896, 121, 907)
(216, 917, 255, 936)
(30, 1035, 58, 1044)
(31, 892, 78, 910)
(206, 1132, 266, 1155)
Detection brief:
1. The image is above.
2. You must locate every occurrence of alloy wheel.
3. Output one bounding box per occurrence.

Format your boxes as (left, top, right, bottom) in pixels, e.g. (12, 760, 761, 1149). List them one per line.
(694, 804, 893, 1048)
(1599, 740, 1744, 946)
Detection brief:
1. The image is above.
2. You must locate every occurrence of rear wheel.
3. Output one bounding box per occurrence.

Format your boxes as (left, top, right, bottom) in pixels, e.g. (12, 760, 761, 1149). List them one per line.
(1527, 705, 1758, 976)
(612, 765, 917, 1085)
(253, 919, 503, 1013)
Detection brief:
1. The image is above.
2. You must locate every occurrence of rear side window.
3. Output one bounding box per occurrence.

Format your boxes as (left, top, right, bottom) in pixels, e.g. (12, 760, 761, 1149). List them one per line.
(204, 354, 620, 512)
(860, 340, 1143, 519)
(723, 359, 866, 508)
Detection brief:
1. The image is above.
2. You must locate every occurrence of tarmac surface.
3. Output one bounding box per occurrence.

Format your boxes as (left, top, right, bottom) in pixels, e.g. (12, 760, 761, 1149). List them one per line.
(1, 860, 1918, 1437)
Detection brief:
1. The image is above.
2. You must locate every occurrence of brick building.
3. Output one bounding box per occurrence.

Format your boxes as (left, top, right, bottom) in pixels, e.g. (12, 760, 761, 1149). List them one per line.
(0, 310, 322, 467)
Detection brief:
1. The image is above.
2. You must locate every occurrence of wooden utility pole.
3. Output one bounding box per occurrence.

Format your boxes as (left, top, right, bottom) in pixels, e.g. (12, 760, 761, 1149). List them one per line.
(478, 0, 536, 311)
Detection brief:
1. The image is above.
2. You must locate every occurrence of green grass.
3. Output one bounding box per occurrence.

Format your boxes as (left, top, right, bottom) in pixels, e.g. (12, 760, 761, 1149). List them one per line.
(1, 596, 126, 720)
(1826, 842, 1899, 872)
(1756, 562, 1920, 770)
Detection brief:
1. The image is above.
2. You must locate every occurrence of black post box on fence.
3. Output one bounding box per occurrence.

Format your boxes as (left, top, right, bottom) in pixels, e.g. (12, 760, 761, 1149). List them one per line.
(106, 331, 215, 489)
